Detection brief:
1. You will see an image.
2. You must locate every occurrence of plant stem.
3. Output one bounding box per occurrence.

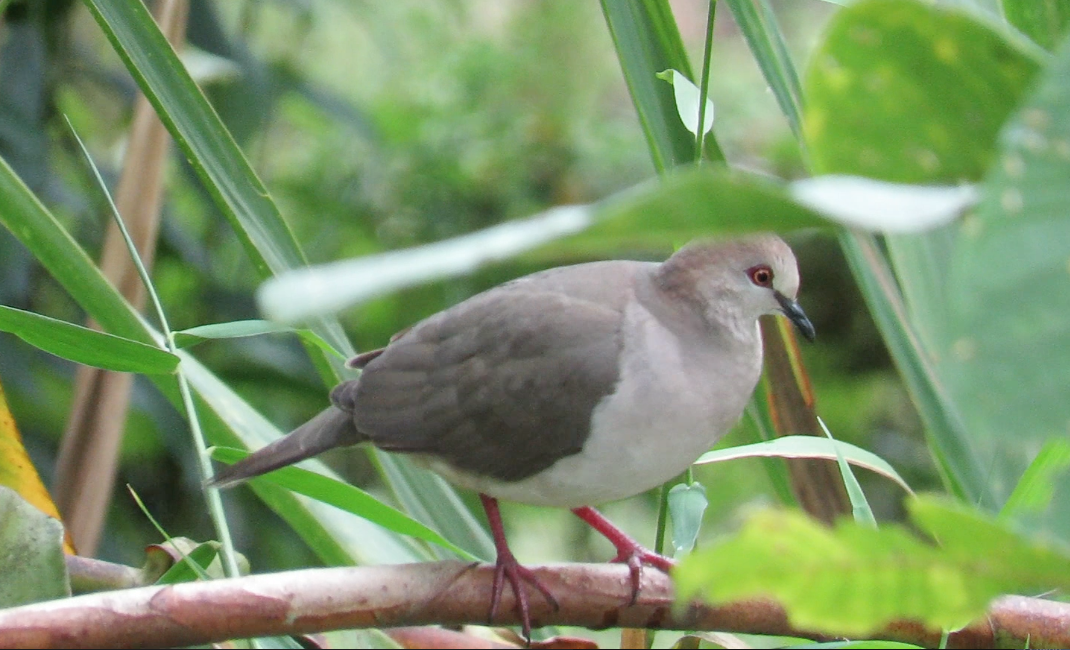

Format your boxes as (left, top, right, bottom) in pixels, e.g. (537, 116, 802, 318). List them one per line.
(695, 0, 717, 162)
(66, 118, 242, 581)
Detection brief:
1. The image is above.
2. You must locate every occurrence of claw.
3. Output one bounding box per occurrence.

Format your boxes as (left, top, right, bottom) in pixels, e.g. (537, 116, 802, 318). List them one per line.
(613, 544, 674, 604)
(481, 495, 559, 641)
(573, 506, 675, 603)
(488, 548, 559, 639)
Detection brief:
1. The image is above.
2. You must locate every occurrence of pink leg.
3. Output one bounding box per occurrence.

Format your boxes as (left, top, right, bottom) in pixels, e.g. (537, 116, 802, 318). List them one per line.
(480, 494, 558, 640)
(572, 506, 675, 603)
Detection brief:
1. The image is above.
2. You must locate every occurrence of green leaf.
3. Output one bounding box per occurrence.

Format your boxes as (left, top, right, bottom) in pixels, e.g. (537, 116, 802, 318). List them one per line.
(694, 434, 913, 495)
(656, 69, 715, 136)
(818, 418, 876, 528)
(1001, 0, 1070, 51)
(802, 0, 1048, 509)
(82, 0, 304, 279)
(929, 31, 1070, 508)
(174, 320, 345, 361)
(155, 542, 221, 585)
(0, 150, 426, 567)
(723, 0, 805, 141)
(83, 0, 493, 563)
(589, 166, 827, 236)
(1001, 438, 1070, 519)
(181, 355, 429, 566)
(600, 0, 724, 169)
(0, 156, 152, 349)
(726, 0, 1003, 509)
(674, 494, 1070, 636)
(0, 486, 69, 607)
(211, 447, 478, 561)
(373, 455, 494, 562)
(258, 167, 828, 323)
(0, 304, 178, 374)
(83, 0, 352, 385)
(789, 176, 977, 233)
(910, 496, 1070, 570)
(941, 33, 1070, 432)
(838, 233, 991, 506)
(668, 482, 708, 556)
(805, 0, 1043, 183)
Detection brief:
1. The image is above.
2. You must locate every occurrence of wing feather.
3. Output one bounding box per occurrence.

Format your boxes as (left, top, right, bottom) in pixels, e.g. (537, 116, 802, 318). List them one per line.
(340, 264, 640, 482)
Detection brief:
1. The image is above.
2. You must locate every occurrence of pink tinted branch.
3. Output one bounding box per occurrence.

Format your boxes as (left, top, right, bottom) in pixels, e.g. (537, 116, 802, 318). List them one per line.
(0, 561, 1066, 648)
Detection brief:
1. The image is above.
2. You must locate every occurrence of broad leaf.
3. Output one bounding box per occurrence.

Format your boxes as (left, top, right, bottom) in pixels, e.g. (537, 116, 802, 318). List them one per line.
(0, 486, 69, 607)
(805, 0, 1042, 184)
(675, 495, 1070, 635)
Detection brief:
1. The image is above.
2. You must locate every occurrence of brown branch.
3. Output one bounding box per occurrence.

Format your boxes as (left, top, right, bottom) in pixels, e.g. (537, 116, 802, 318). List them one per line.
(65, 556, 144, 594)
(1, 562, 1068, 649)
(54, 0, 188, 556)
(760, 317, 851, 524)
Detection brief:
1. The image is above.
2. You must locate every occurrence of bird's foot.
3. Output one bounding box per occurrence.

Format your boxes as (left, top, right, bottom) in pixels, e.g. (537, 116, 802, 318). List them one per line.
(572, 506, 676, 604)
(481, 495, 559, 641)
(488, 549, 559, 641)
(611, 543, 675, 604)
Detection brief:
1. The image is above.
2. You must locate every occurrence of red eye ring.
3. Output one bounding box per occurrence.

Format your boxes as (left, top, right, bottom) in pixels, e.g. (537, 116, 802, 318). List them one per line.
(747, 264, 774, 288)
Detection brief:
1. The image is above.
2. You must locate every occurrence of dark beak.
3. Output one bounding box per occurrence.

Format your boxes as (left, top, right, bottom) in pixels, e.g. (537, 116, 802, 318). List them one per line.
(775, 291, 816, 342)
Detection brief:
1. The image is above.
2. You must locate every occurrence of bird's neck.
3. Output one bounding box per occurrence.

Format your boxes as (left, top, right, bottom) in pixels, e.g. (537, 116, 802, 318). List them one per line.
(643, 266, 756, 347)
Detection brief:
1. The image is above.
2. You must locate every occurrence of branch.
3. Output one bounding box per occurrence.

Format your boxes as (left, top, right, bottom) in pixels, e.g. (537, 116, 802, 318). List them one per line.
(1, 561, 1067, 648)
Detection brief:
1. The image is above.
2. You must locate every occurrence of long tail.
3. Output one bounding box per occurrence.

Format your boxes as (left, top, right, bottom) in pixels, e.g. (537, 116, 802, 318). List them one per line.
(208, 406, 364, 488)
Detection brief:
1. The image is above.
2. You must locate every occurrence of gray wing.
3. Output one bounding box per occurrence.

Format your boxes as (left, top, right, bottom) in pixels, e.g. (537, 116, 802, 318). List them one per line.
(332, 269, 634, 482)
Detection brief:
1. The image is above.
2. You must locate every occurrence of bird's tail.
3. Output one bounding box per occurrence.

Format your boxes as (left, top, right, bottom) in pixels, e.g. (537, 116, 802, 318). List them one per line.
(208, 406, 363, 488)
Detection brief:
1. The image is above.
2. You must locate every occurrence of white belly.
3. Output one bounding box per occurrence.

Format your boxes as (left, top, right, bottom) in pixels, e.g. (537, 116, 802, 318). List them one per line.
(424, 302, 763, 508)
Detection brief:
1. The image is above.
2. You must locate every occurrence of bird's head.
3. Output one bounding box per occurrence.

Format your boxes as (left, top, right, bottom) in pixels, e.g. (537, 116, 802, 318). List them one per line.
(656, 234, 815, 342)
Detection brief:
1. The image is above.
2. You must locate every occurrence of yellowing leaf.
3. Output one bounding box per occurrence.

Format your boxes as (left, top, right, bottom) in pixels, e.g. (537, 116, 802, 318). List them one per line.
(0, 378, 75, 554)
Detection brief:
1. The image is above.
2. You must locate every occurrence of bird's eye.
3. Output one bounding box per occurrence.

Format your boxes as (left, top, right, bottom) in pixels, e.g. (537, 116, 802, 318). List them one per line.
(747, 264, 774, 288)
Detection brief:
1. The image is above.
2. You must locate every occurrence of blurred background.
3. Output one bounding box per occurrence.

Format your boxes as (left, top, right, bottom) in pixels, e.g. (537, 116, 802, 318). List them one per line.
(0, 0, 936, 574)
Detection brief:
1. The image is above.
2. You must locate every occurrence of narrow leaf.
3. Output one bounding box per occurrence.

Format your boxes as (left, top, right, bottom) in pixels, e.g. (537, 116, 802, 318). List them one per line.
(211, 447, 477, 561)
(1001, 439, 1070, 519)
(181, 355, 428, 566)
(600, 0, 724, 168)
(83, 0, 304, 278)
(174, 320, 345, 361)
(155, 542, 222, 585)
(0, 305, 178, 374)
(694, 435, 913, 495)
(85, 0, 490, 560)
(723, 0, 805, 140)
(0, 152, 425, 566)
(838, 232, 991, 506)
(818, 417, 876, 528)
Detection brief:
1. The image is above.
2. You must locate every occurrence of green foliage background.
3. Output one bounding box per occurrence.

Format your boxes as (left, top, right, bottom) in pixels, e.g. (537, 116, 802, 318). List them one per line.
(4, 0, 909, 571)
(4, 0, 1070, 642)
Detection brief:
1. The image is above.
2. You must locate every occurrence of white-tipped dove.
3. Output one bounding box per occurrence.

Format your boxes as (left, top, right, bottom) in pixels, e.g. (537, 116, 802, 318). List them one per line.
(211, 234, 815, 637)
